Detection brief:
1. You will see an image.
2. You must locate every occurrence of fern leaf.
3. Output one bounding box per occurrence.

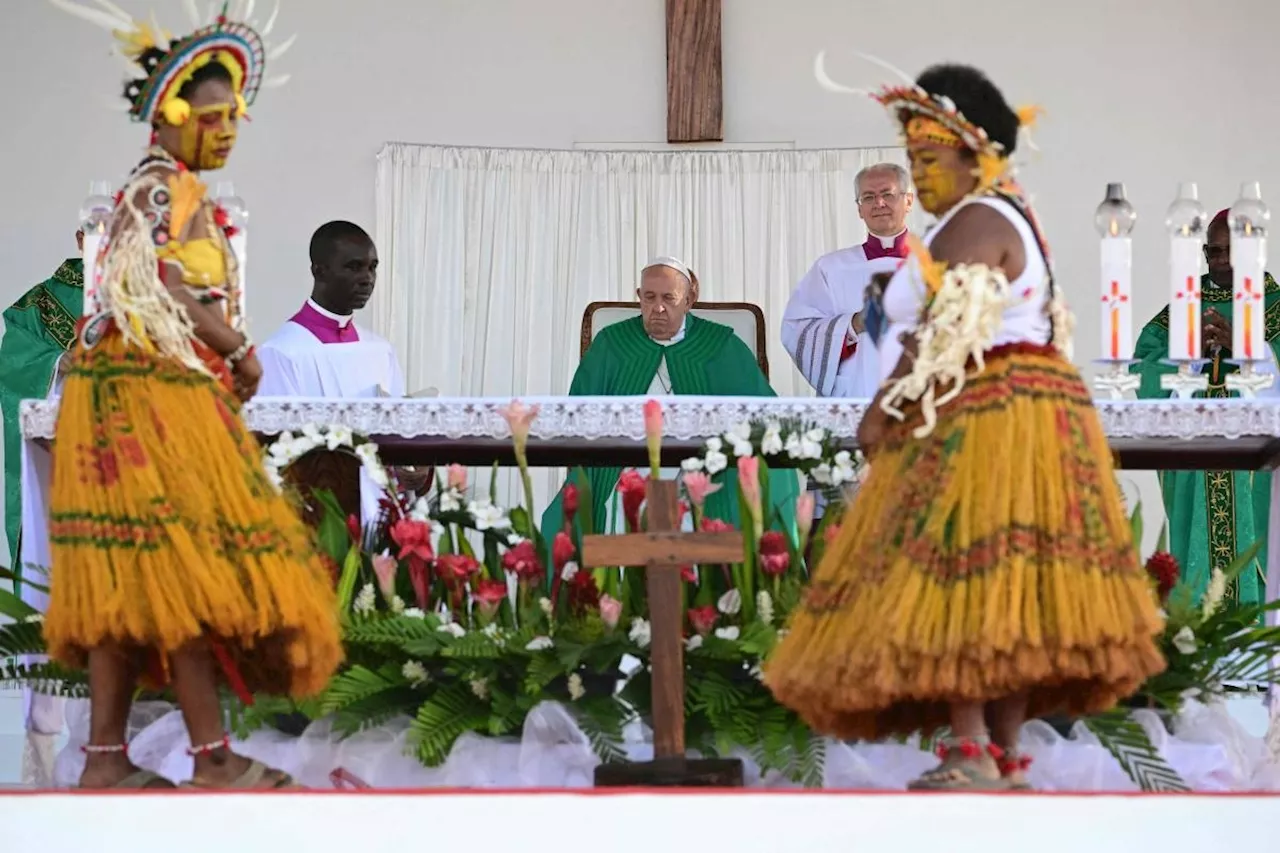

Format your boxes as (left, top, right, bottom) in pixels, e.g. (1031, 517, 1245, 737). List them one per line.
(319, 664, 404, 716)
(408, 683, 487, 767)
(0, 621, 47, 657)
(1083, 709, 1190, 792)
(0, 660, 90, 697)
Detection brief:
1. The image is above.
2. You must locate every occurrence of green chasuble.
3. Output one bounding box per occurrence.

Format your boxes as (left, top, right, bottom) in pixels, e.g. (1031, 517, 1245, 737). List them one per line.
(1131, 272, 1280, 605)
(1, 259, 83, 566)
(540, 314, 799, 545)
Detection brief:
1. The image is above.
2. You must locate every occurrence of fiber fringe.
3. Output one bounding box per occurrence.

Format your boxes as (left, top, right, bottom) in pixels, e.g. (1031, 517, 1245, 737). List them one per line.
(765, 345, 1165, 740)
(44, 332, 342, 697)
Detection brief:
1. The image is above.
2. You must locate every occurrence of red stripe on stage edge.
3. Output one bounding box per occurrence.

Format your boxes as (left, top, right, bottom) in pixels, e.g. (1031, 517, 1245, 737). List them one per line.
(1, 787, 1278, 798)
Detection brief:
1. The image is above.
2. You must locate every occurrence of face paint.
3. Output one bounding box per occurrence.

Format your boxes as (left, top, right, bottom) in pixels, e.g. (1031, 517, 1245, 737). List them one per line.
(908, 144, 963, 215)
(176, 103, 238, 171)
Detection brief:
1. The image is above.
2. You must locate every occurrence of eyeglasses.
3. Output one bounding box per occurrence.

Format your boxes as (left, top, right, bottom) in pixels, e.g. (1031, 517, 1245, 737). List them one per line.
(1203, 245, 1229, 259)
(858, 191, 904, 206)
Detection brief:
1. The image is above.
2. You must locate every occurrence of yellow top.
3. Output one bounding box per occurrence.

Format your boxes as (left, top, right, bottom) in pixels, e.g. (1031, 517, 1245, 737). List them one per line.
(156, 238, 227, 288)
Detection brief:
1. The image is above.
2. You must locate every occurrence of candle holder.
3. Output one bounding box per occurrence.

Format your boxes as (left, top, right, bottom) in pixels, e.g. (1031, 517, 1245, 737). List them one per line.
(1093, 183, 1139, 398)
(1093, 359, 1140, 399)
(1226, 181, 1273, 397)
(1160, 360, 1210, 399)
(214, 181, 249, 327)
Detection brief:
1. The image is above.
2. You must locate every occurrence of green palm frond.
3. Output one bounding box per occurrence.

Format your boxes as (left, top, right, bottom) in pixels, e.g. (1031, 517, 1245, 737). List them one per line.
(1083, 709, 1189, 792)
(0, 660, 89, 697)
(408, 683, 489, 767)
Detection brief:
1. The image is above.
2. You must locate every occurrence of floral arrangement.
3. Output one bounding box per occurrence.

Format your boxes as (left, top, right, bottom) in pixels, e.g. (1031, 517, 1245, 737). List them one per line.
(5, 402, 1277, 792)
(1077, 506, 1280, 791)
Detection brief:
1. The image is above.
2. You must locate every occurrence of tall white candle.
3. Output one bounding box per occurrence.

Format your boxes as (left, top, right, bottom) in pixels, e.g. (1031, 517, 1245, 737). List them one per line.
(1168, 237, 1203, 361)
(1229, 182, 1270, 362)
(229, 230, 247, 322)
(1100, 238, 1133, 360)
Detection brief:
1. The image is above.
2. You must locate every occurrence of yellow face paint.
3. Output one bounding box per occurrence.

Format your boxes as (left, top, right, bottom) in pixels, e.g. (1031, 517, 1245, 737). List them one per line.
(908, 147, 961, 216)
(176, 103, 239, 171)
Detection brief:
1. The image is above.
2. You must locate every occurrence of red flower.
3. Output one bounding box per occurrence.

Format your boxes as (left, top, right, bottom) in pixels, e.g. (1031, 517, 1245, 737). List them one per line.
(681, 565, 697, 583)
(474, 578, 509, 620)
(563, 484, 579, 523)
(552, 531, 576, 571)
(346, 514, 362, 543)
(389, 518, 434, 563)
(213, 206, 230, 228)
(759, 530, 790, 576)
(1145, 551, 1181, 601)
(502, 540, 545, 583)
(437, 553, 481, 581)
(617, 470, 647, 531)
(688, 605, 718, 636)
(568, 570, 600, 614)
(408, 559, 431, 609)
(701, 518, 735, 533)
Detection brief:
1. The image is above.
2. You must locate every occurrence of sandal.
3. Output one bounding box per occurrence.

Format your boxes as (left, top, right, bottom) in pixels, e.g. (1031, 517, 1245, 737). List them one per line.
(994, 746, 1033, 790)
(78, 742, 177, 790)
(907, 737, 1011, 791)
(183, 759, 301, 790)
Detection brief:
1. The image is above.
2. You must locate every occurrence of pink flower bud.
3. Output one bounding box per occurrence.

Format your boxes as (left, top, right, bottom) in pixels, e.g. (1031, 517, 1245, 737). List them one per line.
(447, 464, 468, 491)
(683, 471, 722, 509)
(599, 594, 622, 629)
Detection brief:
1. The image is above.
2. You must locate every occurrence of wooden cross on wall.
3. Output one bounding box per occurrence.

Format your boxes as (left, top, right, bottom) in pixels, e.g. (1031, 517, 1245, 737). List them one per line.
(666, 0, 723, 143)
(582, 478, 744, 786)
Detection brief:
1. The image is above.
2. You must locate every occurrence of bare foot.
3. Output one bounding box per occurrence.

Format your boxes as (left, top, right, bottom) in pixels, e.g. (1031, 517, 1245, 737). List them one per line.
(79, 752, 174, 789)
(190, 747, 297, 789)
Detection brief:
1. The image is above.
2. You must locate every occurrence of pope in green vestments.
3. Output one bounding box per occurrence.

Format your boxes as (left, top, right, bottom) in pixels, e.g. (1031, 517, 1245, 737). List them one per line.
(1, 256, 84, 569)
(1131, 232, 1277, 605)
(540, 260, 798, 545)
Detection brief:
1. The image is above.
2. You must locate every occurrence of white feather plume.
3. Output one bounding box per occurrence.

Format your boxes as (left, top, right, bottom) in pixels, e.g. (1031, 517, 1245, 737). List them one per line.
(844, 48, 917, 88)
(261, 0, 281, 37)
(261, 73, 291, 89)
(101, 96, 132, 112)
(243, 0, 256, 23)
(813, 52, 869, 97)
(90, 0, 134, 24)
(46, 0, 131, 31)
(113, 47, 145, 77)
(183, 0, 202, 28)
(150, 8, 170, 51)
(266, 32, 296, 61)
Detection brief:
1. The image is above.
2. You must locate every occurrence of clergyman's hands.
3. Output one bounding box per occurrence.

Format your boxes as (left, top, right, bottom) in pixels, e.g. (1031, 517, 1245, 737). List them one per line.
(1203, 307, 1232, 356)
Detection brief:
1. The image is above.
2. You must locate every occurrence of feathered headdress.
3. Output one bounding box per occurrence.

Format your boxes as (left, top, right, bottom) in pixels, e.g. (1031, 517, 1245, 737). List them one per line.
(813, 50, 1042, 193)
(48, 0, 296, 123)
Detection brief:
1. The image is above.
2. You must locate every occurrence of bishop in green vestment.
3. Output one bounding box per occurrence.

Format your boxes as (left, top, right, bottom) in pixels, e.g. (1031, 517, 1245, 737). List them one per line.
(1, 250, 84, 569)
(1130, 211, 1276, 605)
(540, 258, 797, 542)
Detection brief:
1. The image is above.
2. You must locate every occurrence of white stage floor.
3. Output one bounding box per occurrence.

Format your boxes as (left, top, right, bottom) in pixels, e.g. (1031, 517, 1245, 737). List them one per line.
(4, 788, 1280, 852)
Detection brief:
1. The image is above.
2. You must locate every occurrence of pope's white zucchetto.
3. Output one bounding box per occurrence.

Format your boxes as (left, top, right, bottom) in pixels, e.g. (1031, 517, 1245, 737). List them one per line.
(643, 256, 694, 284)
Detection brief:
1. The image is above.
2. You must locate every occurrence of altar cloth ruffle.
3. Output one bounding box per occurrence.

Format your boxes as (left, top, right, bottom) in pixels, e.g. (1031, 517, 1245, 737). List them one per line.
(51, 698, 1280, 791)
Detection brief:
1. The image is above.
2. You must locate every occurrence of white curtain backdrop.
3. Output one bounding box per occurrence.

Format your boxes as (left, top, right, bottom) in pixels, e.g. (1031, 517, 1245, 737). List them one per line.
(371, 142, 924, 508)
(372, 142, 924, 400)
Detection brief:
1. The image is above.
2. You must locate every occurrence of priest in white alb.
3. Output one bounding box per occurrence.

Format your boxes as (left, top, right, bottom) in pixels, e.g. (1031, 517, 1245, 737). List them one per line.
(256, 221, 419, 521)
(782, 163, 914, 397)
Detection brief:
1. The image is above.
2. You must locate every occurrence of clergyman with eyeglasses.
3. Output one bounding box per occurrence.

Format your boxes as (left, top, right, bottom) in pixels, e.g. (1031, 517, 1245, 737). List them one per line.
(1131, 207, 1279, 606)
(782, 162, 914, 397)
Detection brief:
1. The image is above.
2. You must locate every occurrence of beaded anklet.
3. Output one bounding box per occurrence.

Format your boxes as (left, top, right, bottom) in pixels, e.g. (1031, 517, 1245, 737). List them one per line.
(81, 742, 129, 757)
(186, 735, 231, 757)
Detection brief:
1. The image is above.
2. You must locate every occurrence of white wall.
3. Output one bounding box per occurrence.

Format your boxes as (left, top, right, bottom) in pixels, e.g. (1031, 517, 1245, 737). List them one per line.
(3, 0, 1278, 556)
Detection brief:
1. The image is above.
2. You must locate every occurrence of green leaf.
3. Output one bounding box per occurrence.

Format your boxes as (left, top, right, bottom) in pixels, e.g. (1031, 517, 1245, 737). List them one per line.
(1129, 500, 1143, 555)
(0, 587, 38, 622)
(334, 544, 362, 617)
(1222, 539, 1263, 582)
(320, 663, 405, 716)
(0, 660, 89, 697)
(0, 620, 46, 657)
(1155, 521, 1168, 555)
(409, 683, 488, 767)
(312, 489, 353, 563)
(1083, 709, 1189, 792)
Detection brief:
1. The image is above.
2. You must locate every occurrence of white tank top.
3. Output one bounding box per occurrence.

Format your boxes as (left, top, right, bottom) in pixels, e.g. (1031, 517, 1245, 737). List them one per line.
(879, 195, 1052, 383)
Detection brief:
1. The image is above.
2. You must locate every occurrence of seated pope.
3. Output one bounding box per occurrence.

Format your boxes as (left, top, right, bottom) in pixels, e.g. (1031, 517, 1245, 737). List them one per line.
(540, 257, 797, 536)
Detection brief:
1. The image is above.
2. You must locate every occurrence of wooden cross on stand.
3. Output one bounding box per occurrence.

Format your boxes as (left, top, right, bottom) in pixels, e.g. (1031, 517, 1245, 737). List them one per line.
(583, 478, 745, 786)
(666, 0, 723, 143)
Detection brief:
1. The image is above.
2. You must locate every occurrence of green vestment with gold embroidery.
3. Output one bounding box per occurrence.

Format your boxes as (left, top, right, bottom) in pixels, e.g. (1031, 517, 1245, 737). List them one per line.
(1, 259, 83, 566)
(1130, 272, 1279, 605)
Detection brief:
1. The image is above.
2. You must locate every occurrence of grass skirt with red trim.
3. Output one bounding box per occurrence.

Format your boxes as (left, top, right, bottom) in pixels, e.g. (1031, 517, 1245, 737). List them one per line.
(43, 330, 342, 697)
(764, 344, 1165, 740)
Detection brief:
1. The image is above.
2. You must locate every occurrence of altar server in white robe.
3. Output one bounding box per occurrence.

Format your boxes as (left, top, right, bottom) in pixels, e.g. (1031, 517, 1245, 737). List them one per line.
(256, 221, 411, 522)
(782, 163, 914, 397)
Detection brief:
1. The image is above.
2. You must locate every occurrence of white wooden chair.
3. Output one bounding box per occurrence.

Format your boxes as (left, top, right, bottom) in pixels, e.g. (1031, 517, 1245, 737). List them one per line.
(579, 301, 770, 379)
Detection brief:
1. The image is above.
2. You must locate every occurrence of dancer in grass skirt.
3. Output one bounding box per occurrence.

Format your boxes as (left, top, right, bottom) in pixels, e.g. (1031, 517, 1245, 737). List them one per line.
(765, 60, 1165, 791)
(45, 2, 340, 789)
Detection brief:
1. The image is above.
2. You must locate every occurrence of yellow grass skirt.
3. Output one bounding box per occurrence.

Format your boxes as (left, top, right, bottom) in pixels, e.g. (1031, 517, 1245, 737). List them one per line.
(43, 330, 342, 698)
(765, 344, 1165, 740)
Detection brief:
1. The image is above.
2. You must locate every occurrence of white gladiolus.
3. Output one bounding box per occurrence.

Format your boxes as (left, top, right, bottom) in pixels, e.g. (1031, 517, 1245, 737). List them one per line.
(439, 489, 462, 513)
(1172, 626, 1198, 655)
(629, 617, 652, 648)
(705, 436, 723, 453)
(567, 673, 585, 701)
(402, 661, 429, 686)
(714, 626, 740, 641)
(761, 427, 783, 456)
(681, 457, 704, 472)
(526, 636, 554, 651)
(685, 635, 704, 651)
(1202, 569, 1227, 619)
(353, 584, 377, 615)
(705, 450, 728, 474)
(717, 589, 742, 615)
(756, 591, 774, 626)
